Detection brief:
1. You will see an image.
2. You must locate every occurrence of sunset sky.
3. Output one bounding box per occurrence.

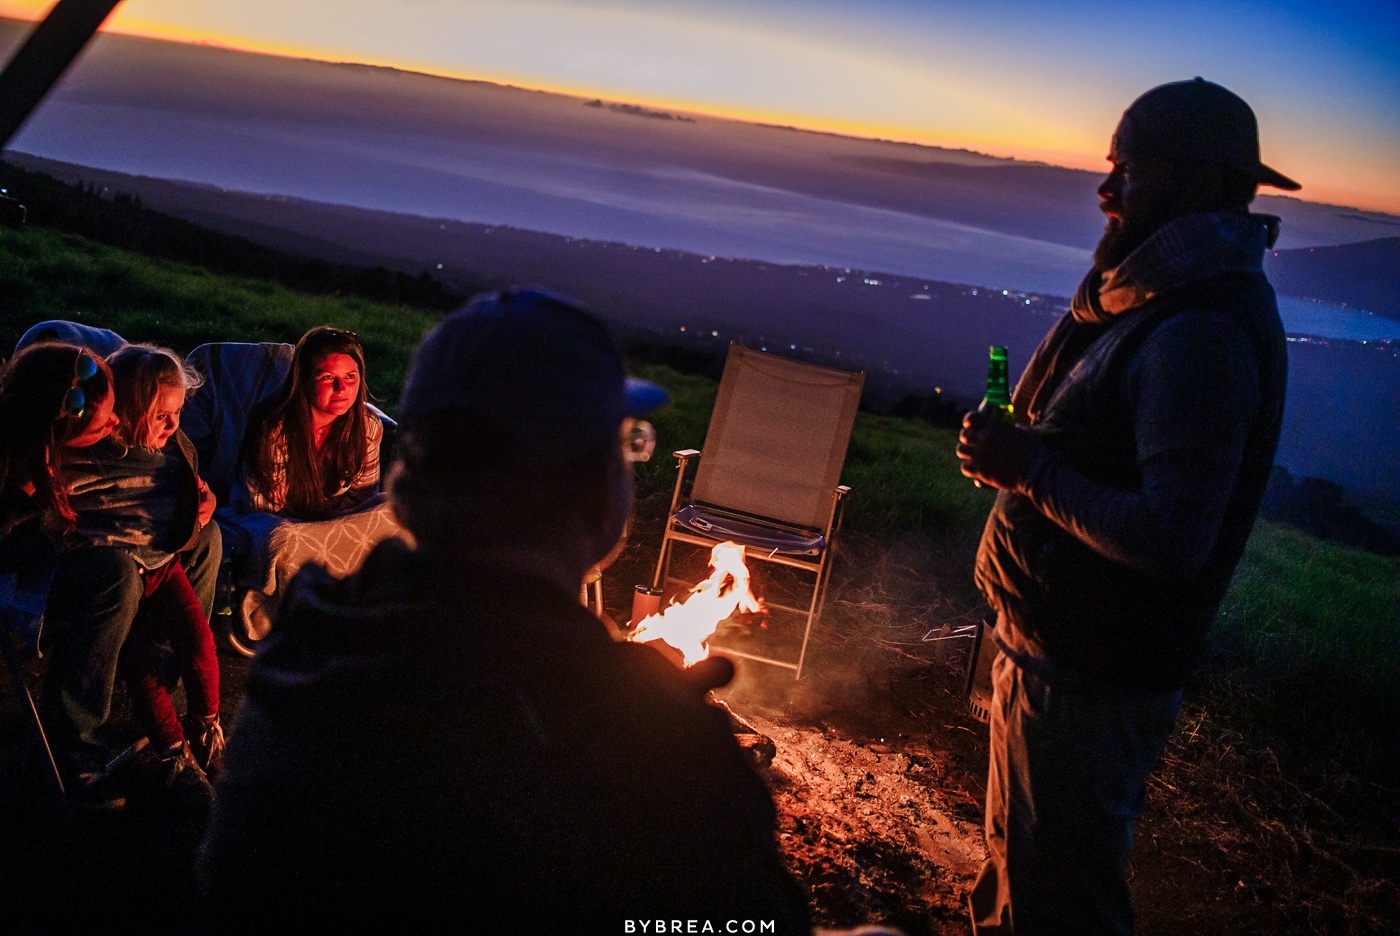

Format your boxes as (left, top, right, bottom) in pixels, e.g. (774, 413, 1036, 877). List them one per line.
(2, 0, 1398, 214)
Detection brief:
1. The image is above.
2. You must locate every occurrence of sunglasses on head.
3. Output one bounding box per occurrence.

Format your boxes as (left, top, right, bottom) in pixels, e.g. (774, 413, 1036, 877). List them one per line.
(60, 352, 99, 420)
(322, 328, 361, 345)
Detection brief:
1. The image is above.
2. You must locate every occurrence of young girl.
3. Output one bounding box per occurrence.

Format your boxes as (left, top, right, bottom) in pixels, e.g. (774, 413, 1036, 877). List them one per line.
(65, 343, 223, 799)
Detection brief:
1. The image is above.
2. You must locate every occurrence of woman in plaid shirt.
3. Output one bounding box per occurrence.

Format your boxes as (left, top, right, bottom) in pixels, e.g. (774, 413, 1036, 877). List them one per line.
(235, 327, 381, 521)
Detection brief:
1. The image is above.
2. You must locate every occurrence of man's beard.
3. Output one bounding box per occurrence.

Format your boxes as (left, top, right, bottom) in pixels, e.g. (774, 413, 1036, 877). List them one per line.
(1093, 214, 1165, 271)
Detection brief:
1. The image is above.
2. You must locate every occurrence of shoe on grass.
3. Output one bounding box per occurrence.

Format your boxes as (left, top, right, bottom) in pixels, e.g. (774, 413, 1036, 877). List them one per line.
(65, 768, 128, 814)
(158, 741, 214, 813)
(55, 749, 128, 814)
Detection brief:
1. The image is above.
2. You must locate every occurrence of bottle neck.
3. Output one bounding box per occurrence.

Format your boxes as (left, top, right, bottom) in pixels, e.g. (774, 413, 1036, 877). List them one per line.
(984, 359, 1011, 407)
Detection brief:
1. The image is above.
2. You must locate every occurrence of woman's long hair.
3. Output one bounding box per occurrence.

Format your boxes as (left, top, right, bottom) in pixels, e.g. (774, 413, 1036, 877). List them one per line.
(0, 342, 114, 524)
(107, 343, 204, 449)
(241, 327, 370, 520)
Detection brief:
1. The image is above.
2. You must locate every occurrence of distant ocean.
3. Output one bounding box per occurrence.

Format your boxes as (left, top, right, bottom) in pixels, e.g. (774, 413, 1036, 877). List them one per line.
(12, 102, 1092, 294)
(1274, 296, 1400, 341)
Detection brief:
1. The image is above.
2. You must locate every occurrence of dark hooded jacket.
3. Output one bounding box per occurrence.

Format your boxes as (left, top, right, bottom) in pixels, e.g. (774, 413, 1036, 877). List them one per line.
(975, 212, 1288, 690)
(199, 537, 811, 934)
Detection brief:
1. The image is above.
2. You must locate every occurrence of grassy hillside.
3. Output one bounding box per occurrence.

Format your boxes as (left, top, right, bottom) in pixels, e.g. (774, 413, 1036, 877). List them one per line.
(0, 158, 465, 312)
(0, 225, 433, 406)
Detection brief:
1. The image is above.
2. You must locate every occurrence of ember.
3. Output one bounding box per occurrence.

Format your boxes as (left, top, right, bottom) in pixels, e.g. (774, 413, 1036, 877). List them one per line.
(628, 541, 761, 665)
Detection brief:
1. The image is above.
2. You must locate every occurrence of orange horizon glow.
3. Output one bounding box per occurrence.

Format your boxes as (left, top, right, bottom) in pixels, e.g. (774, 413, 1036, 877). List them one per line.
(72, 14, 1109, 162)
(2, 5, 1397, 216)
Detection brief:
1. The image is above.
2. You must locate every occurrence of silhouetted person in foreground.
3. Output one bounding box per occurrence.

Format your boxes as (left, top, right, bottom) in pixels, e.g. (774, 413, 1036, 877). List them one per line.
(199, 289, 812, 934)
(957, 79, 1294, 935)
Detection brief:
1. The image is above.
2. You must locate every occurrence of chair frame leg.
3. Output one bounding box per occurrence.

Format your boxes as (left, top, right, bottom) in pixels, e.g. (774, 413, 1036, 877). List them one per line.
(795, 485, 849, 679)
(2, 633, 69, 813)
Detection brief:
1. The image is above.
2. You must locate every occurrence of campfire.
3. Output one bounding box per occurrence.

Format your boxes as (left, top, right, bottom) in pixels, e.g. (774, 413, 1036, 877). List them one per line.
(628, 541, 761, 665)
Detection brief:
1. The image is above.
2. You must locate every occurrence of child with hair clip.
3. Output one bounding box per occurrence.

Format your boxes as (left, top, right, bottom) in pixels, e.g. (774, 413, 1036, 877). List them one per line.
(64, 343, 223, 805)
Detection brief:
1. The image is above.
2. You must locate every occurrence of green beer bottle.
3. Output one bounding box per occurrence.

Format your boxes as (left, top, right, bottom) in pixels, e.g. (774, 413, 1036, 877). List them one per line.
(978, 345, 1014, 423)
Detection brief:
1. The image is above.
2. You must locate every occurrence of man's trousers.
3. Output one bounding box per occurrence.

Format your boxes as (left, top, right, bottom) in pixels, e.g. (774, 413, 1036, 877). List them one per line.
(969, 649, 1182, 935)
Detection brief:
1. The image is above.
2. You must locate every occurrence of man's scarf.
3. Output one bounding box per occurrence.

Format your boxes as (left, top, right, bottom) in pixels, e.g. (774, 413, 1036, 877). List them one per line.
(1013, 212, 1278, 424)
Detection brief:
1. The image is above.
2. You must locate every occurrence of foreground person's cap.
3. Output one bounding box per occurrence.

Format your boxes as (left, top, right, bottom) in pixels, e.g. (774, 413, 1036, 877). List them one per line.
(400, 287, 668, 460)
(1111, 77, 1301, 191)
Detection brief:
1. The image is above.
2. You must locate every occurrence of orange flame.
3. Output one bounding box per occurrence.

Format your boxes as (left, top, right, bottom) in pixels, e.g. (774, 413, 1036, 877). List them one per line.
(630, 541, 761, 665)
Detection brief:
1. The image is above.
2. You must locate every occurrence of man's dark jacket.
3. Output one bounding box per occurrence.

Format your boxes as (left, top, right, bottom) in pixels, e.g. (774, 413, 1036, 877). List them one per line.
(976, 212, 1288, 691)
(199, 538, 811, 934)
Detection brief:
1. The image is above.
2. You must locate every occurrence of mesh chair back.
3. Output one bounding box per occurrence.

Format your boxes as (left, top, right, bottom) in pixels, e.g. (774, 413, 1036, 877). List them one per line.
(183, 343, 295, 505)
(692, 344, 863, 530)
(14, 319, 127, 357)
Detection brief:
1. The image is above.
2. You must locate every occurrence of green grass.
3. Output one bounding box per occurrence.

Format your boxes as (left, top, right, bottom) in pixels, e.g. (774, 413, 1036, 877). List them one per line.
(841, 413, 996, 538)
(6, 223, 1397, 772)
(1222, 523, 1397, 672)
(1208, 522, 1400, 767)
(0, 226, 437, 408)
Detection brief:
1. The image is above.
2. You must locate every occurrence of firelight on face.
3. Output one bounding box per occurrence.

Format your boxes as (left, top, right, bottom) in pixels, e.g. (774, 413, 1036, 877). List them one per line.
(311, 352, 361, 420)
(144, 383, 185, 449)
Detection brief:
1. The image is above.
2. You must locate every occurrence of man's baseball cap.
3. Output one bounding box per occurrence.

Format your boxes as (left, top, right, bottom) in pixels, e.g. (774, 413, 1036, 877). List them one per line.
(399, 287, 668, 460)
(1111, 78, 1301, 191)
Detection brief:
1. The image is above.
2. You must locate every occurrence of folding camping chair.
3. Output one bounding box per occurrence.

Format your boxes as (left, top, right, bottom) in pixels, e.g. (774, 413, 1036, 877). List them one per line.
(0, 569, 68, 814)
(651, 344, 864, 680)
(182, 341, 400, 656)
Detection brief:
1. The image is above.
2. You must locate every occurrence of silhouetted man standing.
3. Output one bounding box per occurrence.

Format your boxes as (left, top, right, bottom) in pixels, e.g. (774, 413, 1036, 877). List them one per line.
(957, 79, 1295, 935)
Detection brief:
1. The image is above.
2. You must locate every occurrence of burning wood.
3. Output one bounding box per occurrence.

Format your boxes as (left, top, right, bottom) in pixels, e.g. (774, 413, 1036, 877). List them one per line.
(628, 542, 775, 766)
(628, 541, 762, 666)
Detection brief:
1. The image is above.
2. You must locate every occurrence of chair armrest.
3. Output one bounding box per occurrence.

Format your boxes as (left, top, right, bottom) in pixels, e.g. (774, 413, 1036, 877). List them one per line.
(666, 450, 702, 517)
(824, 485, 853, 540)
(370, 405, 399, 466)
